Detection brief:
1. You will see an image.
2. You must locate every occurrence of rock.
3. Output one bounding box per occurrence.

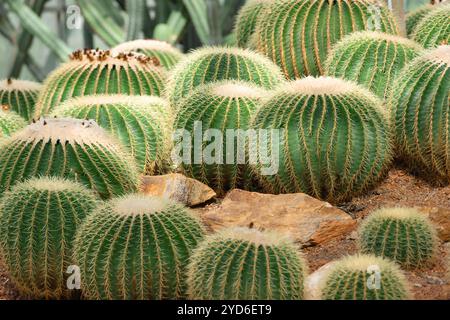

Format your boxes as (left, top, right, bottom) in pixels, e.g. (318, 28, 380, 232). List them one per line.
(305, 262, 337, 300)
(198, 189, 356, 246)
(348, 231, 358, 241)
(141, 174, 216, 207)
(417, 207, 450, 242)
(425, 275, 445, 286)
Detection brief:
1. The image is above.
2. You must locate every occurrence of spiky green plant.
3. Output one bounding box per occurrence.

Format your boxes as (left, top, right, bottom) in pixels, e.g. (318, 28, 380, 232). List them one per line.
(187, 227, 307, 300)
(412, 5, 450, 48)
(74, 194, 205, 300)
(319, 255, 411, 300)
(406, 4, 435, 36)
(167, 47, 284, 108)
(254, 0, 399, 79)
(234, 0, 272, 48)
(251, 77, 392, 204)
(0, 78, 42, 122)
(325, 32, 423, 100)
(390, 45, 450, 183)
(358, 208, 438, 269)
(53, 95, 173, 175)
(0, 177, 99, 299)
(0, 107, 27, 138)
(34, 49, 166, 118)
(0, 118, 139, 199)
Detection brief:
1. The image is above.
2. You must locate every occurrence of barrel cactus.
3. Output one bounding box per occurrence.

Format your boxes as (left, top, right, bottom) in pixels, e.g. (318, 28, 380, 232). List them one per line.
(390, 45, 450, 183)
(112, 39, 184, 70)
(0, 118, 139, 199)
(74, 195, 205, 300)
(252, 77, 392, 203)
(187, 227, 307, 300)
(0, 78, 42, 121)
(0, 106, 26, 138)
(34, 49, 166, 117)
(406, 4, 436, 36)
(54, 95, 172, 174)
(319, 255, 411, 300)
(235, 0, 272, 48)
(412, 5, 450, 48)
(254, 0, 399, 78)
(0, 177, 99, 299)
(325, 31, 423, 100)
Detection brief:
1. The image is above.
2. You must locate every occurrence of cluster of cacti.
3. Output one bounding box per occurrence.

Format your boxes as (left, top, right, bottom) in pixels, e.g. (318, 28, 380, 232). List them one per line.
(0, 177, 99, 299)
(234, 0, 272, 48)
(0, 78, 42, 121)
(34, 49, 166, 117)
(319, 255, 411, 300)
(325, 32, 423, 100)
(0, 118, 139, 199)
(390, 45, 450, 183)
(0, 106, 27, 138)
(74, 195, 205, 300)
(412, 5, 450, 48)
(252, 0, 399, 78)
(187, 227, 307, 300)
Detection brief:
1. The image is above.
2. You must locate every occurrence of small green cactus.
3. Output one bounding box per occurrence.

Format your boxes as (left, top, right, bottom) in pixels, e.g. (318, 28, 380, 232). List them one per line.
(319, 255, 411, 300)
(0, 177, 99, 299)
(359, 208, 438, 269)
(0, 78, 42, 122)
(0, 118, 139, 199)
(34, 49, 166, 118)
(234, 0, 272, 48)
(406, 4, 435, 36)
(187, 227, 307, 300)
(325, 31, 423, 100)
(74, 195, 205, 300)
(412, 5, 450, 48)
(0, 106, 27, 138)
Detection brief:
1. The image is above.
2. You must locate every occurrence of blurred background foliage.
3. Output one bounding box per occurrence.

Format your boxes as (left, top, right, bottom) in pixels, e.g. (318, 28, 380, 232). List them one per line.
(0, 0, 434, 80)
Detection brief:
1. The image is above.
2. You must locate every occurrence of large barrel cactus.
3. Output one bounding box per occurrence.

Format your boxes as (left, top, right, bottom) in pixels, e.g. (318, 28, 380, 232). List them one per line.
(234, 0, 272, 48)
(0, 107, 27, 138)
(412, 5, 450, 48)
(0, 177, 99, 299)
(325, 31, 423, 100)
(0, 118, 139, 199)
(0, 78, 42, 121)
(187, 227, 307, 300)
(406, 4, 436, 36)
(390, 45, 450, 183)
(254, 0, 399, 78)
(74, 195, 205, 300)
(34, 49, 166, 117)
(252, 77, 392, 204)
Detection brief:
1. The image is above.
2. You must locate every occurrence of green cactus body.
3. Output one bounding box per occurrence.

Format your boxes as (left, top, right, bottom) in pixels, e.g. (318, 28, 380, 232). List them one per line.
(255, 0, 399, 79)
(390, 45, 450, 183)
(320, 255, 411, 300)
(74, 195, 205, 300)
(167, 47, 284, 108)
(235, 0, 272, 48)
(54, 95, 173, 175)
(0, 177, 99, 299)
(0, 107, 27, 138)
(412, 5, 450, 48)
(112, 39, 184, 70)
(0, 78, 42, 122)
(174, 81, 267, 195)
(187, 227, 307, 300)
(34, 49, 166, 118)
(252, 77, 392, 204)
(325, 32, 423, 100)
(0, 118, 139, 199)
(406, 4, 435, 36)
(359, 208, 438, 269)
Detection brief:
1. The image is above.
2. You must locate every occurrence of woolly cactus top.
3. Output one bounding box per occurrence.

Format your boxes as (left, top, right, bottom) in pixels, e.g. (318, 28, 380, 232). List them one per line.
(112, 39, 182, 55)
(210, 81, 268, 98)
(57, 94, 170, 110)
(336, 31, 423, 51)
(367, 207, 428, 220)
(111, 195, 176, 216)
(0, 78, 42, 91)
(12, 176, 95, 193)
(326, 254, 404, 273)
(68, 48, 162, 67)
(210, 227, 294, 246)
(424, 44, 450, 64)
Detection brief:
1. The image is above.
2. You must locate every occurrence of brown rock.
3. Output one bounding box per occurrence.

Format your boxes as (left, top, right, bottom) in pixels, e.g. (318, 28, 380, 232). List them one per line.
(417, 207, 450, 242)
(305, 261, 337, 300)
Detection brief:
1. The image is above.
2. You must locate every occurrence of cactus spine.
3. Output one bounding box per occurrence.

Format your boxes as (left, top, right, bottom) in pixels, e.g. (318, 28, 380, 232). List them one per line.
(412, 5, 450, 48)
(187, 227, 307, 300)
(235, 0, 272, 48)
(0, 177, 99, 299)
(0, 78, 42, 122)
(0, 106, 27, 138)
(74, 195, 205, 300)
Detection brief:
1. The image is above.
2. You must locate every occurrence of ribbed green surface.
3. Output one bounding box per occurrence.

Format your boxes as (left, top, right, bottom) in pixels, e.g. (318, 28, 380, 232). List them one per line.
(0, 79, 42, 122)
(0, 177, 99, 299)
(235, 0, 272, 48)
(0, 118, 139, 199)
(413, 5, 450, 48)
(325, 32, 422, 100)
(74, 195, 205, 300)
(255, 0, 399, 78)
(187, 228, 307, 300)
(406, 4, 434, 37)
(0, 109, 26, 138)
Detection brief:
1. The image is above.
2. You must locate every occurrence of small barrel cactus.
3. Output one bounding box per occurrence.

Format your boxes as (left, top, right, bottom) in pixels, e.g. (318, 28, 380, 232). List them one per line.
(319, 255, 411, 300)
(34, 49, 166, 118)
(0, 78, 42, 121)
(406, 4, 436, 36)
(325, 31, 423, 100)
(167, 47, 284, 108)
(252, 77, 392, 204)
(0, 177, 99, 299)
(234, 0, 272, 48)
(254, 0, 399, 78)
(187, 227, 307, 300)
(390, 45, 450, 183)
(54, 95, 173, 175)
(359, 208, 438, 269)
(74, 195, 205, 300)
(0, 118, 139, 199)
(412, 5, 450, 48)
(0, 106, 27, 138)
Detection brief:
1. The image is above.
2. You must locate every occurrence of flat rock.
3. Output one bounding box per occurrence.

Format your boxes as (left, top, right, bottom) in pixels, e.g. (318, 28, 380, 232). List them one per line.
(417, 207, 450, 242)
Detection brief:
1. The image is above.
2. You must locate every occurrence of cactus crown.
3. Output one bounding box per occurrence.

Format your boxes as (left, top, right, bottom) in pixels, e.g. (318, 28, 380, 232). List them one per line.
(112, 39, 182, 56)
(211, 81, 268, 98)
(69, 48, 161, 67)
(0, 78, 42, 91)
